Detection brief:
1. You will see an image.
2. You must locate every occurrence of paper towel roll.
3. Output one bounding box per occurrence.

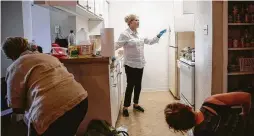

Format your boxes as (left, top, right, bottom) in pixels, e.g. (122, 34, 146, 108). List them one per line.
(100, 28, 114, 57)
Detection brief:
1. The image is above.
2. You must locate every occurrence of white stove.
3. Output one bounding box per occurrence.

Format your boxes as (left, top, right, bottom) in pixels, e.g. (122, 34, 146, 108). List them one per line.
(179, 58, 195, 108)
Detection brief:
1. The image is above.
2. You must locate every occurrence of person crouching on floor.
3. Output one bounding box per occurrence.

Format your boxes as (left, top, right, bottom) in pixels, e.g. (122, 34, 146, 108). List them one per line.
(2, 37, 88, 136)
(164, 92, 252, 136)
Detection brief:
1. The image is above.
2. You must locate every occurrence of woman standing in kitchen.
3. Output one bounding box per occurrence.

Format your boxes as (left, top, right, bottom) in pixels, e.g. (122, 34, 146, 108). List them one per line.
(116, 14, 167, 117)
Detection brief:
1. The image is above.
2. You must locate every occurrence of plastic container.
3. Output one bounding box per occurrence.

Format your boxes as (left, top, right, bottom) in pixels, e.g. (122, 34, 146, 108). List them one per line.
(76, 28, 91, 45)
(68, 46, 79, 58)
(51, 47, 68, 59)
(80, 45, 93, 55)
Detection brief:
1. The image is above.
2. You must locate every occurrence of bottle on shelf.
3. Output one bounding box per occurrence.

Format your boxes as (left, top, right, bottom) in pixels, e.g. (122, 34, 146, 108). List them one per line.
(233, 4, 239, 23)
(228, 29, 233, 48)
(251, 34, 254, 47)
(244, 29, 251, 47)
(236, 14, 242, 23)
(240, 36, 245, 48)
(240, 4, 245, 23)
(245, 4, 251, 23)
(228, 13, 233, 23)
(228, 38, 233, 48)
(233, 38, 239, 48)
(251, 4, 254, 23)
(251, 13, 254, 23)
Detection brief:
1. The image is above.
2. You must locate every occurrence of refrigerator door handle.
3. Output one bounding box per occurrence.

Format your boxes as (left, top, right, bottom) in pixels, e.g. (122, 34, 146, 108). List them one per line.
(169, 45, 178, 48)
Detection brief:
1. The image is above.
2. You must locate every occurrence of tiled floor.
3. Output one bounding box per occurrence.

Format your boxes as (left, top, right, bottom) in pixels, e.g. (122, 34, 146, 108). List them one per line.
(116, 91, 185, 136)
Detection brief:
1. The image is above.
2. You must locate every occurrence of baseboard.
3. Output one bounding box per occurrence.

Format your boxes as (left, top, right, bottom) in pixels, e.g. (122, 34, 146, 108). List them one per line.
(141, 88, 169, 92)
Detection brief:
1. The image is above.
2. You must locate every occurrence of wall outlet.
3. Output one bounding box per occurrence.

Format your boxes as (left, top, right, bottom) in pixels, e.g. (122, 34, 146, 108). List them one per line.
(203, 25, 208, 35)
(55, 25, 60, 34)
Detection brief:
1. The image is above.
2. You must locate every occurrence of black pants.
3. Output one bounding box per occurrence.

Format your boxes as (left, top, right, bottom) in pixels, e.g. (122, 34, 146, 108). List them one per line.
(124, 65, 144, 107)
(31, 98, 88, 136)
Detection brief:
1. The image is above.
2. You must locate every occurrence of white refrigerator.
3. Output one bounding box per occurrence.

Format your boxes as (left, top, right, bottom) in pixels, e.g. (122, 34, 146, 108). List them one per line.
(168, 31, 195, 99)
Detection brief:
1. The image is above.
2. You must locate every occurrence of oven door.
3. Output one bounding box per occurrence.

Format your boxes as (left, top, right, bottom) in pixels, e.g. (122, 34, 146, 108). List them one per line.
(179, 60, 195, 107)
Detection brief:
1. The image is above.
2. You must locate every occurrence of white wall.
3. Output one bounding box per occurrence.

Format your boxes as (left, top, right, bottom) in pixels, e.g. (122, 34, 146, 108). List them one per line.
(76, 16, 89, 33)
(170, 0, 213, 109)
(50, 9, 72, 41)
(173, 0, 195, 32)
(103, 1, 109, 27)
(194, 1, 213, 110)
(31, 4, 51, 53)
(22, 1, 33, 41)
(109, 1, 174, 91)
(1, 1, 24, 77)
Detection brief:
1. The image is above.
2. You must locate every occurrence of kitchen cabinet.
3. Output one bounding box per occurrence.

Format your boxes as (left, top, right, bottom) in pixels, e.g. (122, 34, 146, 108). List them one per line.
(110, 73, 119, 127)
(78, 0, 88, 9)
(60, 57, 125, 135)
(95, 0, 103, 17)
(58, 56, 125, 135)
(87, 0, 95, 13)
(34, 0, 103, 21)
(183, 1, 196, 14)
(119, 58, 126, 98)
(109, 59, 124, 126)
(88, 20, 104, 35)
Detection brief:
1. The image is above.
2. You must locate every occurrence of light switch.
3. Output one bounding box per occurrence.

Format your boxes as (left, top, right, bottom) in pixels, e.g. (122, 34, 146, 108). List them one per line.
(203, 25, 208, 35)
(55, 25, 60, 34)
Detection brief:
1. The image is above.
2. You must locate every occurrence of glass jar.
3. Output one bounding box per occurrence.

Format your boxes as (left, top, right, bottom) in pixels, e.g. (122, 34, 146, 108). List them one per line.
(236, 14, 242, 23)
(228, 14, 233, 23)
(228, 38, 233, 48)
(240, 37, 245, 48)
(233, 5, 239, 15)
(233, 39, 239, 48)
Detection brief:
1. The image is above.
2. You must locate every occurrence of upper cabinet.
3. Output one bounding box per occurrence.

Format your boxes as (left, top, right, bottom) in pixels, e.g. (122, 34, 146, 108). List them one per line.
(183, 1, 196, 14)
(78, 0, 88, 9)
(87, 0, 95, 13)
(34, 0, 109, 35)
(34, 0, 104, 21)
(95, 0, 104, 17)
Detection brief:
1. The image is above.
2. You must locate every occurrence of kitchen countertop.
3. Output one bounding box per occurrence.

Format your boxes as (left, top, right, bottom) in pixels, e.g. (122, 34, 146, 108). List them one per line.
(59, 56, 110, 64)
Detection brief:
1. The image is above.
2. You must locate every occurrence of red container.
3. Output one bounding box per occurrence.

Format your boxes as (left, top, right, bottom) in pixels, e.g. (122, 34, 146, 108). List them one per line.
(228, 38, 233, 48)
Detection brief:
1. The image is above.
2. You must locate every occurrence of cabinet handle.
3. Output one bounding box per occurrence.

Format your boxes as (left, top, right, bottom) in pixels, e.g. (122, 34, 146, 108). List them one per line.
(86, 5, 91, 9)
(112, 84, 117, 87)
(117, 72, 122, 75)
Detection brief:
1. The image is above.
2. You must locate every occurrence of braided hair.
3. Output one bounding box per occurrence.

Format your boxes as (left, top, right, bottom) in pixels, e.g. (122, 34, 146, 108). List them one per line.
(2, 37, 29, 60)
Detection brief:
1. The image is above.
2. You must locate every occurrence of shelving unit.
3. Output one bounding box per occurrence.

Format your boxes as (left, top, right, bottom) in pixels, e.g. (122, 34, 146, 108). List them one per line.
(228, 47, 254, 50)
(228, 72, 254, 76)
(228, 23, 254, 26)
(226, 1, 254, 92)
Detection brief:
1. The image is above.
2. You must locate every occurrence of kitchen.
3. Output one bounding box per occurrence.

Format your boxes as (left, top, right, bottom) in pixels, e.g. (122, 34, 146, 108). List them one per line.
(1, 0, 237, 136)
